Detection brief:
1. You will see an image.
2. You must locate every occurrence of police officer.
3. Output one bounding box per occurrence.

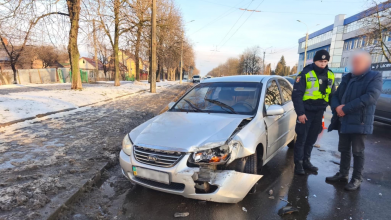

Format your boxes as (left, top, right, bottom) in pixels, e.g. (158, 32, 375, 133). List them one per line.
(292, 50, 335, 175)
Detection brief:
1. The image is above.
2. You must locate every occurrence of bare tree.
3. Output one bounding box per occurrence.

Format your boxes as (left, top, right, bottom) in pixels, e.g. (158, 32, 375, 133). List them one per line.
(0, 1, 69, 84)
(359, 0, 391, 62)
(238, 46, 263, 75)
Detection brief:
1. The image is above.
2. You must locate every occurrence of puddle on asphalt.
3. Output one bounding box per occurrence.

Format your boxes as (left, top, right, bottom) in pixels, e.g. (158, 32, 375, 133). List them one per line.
(99, 177, 116, 198)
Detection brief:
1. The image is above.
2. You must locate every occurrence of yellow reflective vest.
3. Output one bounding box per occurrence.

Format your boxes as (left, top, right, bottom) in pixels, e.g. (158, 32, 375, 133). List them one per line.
(303, 70, 335, 102)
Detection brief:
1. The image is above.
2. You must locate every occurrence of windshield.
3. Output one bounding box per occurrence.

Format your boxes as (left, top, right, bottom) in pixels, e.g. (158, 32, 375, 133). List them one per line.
(171, 82, 262, 115)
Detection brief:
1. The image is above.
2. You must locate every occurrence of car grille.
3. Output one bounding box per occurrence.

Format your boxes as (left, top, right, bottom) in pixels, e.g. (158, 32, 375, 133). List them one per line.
(133, 145, 185, 168)
(133, 177, 185, 191)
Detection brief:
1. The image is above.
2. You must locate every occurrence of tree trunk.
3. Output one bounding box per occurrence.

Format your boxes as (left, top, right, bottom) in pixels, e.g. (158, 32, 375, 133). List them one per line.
(93, 19, 99, 81)
(67, 0, 82, 90)
(11, 63, 17, 84)
(113, 0, 120, 86)
(150, 0, 156, 93)
(156, 59, 161, 82)
(135, 25, 142, 81)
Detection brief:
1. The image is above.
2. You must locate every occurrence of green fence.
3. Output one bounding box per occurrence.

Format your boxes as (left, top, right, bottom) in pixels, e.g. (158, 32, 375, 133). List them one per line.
(69, 70, 88, 83)
(125, 75, 135, 81)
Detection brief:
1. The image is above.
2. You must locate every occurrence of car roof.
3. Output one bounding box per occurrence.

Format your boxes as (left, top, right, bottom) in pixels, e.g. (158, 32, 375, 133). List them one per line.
(200, 75, 281, 83)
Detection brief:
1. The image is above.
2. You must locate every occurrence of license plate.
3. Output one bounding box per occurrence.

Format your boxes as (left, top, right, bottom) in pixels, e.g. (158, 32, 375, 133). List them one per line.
(133, 166, 170, 185)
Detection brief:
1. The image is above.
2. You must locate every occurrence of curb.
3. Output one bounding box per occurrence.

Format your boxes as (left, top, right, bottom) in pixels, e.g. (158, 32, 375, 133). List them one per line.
(0, 89, 148, 128)
(46, 162, 111, 220)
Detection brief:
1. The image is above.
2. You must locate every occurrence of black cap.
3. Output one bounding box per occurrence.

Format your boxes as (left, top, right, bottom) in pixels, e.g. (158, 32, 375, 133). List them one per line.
(313, 50, 330, 62)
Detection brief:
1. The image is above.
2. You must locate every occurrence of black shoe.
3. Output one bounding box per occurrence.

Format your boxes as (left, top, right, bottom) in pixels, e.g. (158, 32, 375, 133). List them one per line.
(326, 172, 349, 182)
(344, 178, 362, 191)
(294, 161, 305, 175)
(303, 159, 318, 172)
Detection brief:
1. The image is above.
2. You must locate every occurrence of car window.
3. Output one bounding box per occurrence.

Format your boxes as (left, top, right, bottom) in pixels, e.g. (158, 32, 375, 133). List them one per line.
(382, 80, 391, 95)
(284, 77, 295, 85)
(264, 80, 282, 109)
(278, 79, 292, 104)
(172, 82, 261, 115)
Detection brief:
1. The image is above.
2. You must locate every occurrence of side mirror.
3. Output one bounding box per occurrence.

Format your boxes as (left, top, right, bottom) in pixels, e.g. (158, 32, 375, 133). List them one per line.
(168, 102, 175, 109)
(266, 105, 285, 116)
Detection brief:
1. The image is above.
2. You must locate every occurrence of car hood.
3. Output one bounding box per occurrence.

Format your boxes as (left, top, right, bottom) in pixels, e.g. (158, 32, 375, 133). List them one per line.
(130, 112, 250, 152)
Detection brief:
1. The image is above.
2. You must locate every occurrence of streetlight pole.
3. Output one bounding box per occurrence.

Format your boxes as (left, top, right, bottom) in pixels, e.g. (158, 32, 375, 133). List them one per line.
(180, 20, 194, 84)
(297, 20, 309, 67)
(297, 21, 319, 69)
(150, 0, 157, 93)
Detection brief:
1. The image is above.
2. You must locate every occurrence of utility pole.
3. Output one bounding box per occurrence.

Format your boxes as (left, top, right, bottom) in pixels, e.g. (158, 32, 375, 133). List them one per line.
(304, 32, 309, 66)
(262, 51, 265, 75)
(93, 19, 99, 81)
(180, 31, 184, 84)
(298, 20, 319, 70)
(150, 0, 156, 93)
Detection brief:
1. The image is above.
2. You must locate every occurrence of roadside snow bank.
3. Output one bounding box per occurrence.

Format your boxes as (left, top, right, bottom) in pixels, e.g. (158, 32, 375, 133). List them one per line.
(0, 81, 179, 123)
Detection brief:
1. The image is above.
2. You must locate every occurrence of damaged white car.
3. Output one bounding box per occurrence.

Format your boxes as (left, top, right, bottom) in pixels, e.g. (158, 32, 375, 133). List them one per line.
(120, 75, 297, 203)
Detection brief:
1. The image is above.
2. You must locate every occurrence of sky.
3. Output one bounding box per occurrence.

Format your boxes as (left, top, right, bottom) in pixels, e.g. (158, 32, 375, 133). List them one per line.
(174, 0, 371, 76)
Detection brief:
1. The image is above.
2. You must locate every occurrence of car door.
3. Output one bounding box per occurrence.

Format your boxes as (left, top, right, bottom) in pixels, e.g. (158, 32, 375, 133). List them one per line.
(263, 79, 285, 158)
(277, 79, 297, 146)
(375, 80, 391, 121)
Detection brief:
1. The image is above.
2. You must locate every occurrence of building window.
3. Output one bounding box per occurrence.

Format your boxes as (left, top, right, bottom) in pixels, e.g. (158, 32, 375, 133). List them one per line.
(83, 60, 85, 64)
(358, 38, 363, 48)
(349, 41, 354, 50)
(341, 58, 345, 67)
(354, 40, 358, 49)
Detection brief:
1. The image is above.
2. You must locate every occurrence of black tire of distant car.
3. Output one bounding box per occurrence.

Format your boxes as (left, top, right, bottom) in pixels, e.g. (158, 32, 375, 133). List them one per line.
(287, 134, 297, 148)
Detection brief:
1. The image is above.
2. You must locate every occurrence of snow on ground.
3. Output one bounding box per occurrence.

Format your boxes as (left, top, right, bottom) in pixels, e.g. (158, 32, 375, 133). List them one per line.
(0, 80, 180, 123)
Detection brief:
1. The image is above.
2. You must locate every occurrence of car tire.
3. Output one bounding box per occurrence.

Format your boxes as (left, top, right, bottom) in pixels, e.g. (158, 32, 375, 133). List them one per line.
(244, 151, 258, 194)
(287, 134, 297, 149)
(244, 151, 257, 174)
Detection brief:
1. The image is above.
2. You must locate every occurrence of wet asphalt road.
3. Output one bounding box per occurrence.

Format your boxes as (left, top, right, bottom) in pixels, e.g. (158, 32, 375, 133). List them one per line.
(63, 111, 391, 220)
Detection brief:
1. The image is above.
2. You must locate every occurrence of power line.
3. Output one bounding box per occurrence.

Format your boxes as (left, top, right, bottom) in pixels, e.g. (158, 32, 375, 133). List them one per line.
(218, 0, 266, 50)
(190, 1, 244, 35)
(217, 1, 254, 48)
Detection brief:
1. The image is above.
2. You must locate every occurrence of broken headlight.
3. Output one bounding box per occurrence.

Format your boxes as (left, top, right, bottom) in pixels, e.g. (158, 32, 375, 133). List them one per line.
(122, 134, 133, 156)
(192, 145, 231, 164)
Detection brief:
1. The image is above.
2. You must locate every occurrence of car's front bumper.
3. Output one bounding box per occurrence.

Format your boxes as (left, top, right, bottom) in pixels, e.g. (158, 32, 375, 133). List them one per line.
(119, 150, 262, 203)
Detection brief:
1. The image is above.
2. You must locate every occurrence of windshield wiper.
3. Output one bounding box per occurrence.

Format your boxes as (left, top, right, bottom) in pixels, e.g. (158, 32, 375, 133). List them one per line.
(183, 99, 203, 112)
(204, 98, 237, 114)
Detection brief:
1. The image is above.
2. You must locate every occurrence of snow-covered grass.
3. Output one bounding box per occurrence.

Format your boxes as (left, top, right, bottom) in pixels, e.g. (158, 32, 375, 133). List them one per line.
(0, 80, 180, 123)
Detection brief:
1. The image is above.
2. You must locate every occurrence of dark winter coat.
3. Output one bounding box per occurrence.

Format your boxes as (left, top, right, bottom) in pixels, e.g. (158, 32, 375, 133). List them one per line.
(328, 70, 383, 134)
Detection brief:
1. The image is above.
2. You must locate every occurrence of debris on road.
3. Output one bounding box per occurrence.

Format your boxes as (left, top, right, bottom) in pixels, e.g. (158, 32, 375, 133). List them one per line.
(279, 198, 291, 204)
(379, 193, 382, 196)
(278, 206, 299, 216)
(314, 144, 321, 148)
(313, 194, 317, 197)
(268, 189, 273, 195)
(318, 149, 326, 152)
(174, 212, 189, 218)
(268, 196, 275, 199)
(242, 207, 247, 212)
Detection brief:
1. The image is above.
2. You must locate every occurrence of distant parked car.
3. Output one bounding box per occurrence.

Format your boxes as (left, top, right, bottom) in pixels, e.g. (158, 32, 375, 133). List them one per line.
(192, 75, 200, 83)
(283, 76, 295, 85)
(374, 78, 391, 124)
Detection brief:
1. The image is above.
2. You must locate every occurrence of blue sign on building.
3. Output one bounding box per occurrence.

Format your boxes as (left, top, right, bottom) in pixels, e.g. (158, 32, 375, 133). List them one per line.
(329, 67, 350, 73)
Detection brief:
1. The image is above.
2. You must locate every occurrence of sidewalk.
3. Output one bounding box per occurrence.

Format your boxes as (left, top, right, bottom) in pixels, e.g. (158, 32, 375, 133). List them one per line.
(0, 81, 178, 126)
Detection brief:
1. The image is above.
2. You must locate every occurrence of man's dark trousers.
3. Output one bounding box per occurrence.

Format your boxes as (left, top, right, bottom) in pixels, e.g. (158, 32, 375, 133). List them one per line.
(338, 133, 366, 180)
(294, 110, 324, 163)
